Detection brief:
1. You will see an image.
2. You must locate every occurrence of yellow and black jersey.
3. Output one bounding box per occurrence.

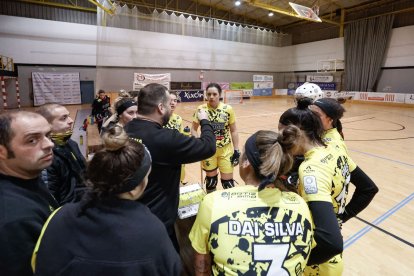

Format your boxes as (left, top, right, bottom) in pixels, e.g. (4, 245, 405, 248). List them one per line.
(164, 113, 183, 132)
(193, 102, 235, 148)
(298, 145, 351, 216)
(322, 128, 356, 172)
(189, 185, 314, 276)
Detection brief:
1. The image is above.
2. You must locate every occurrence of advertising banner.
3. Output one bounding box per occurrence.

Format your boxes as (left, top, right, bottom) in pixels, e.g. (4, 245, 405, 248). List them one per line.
(242, 89, 253, 97)
(405, 94, 414, 104)
(254, 82, 274, 89)
(297, 82, 336, 90)
(133, 73, 171, 90)
(253, 88, 273, 96)
(230, 82, 254, 90)
(32, 72, 81, 106)
(323, 90, 338, 98)
(253, 75, 273, 82)
(306, 75, 334, 82)
(275, 89, 288, 95)
(202, 82, 230, 90)
(357, 92, 405, 103)
(287, 82, 296, 95)
(177, 90, 204, 102)
(170, 82, 202, 90)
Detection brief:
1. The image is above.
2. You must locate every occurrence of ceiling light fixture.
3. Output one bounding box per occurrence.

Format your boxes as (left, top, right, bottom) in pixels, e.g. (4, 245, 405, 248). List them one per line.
(268, 12, 274, 17)
(235, 1, 241, 6)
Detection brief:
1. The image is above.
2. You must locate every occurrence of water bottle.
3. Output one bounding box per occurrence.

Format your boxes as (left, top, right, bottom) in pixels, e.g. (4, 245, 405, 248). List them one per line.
(79, 135, 84, 145)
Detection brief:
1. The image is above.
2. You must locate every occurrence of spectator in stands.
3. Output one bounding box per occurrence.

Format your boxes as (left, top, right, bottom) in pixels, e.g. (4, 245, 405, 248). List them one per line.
(37, 104, 87, 205)
(32, 125, 181, 275)
(125, 83, 216, 252)
(91, 89, 111, 132)
(0, 111, 58, 275)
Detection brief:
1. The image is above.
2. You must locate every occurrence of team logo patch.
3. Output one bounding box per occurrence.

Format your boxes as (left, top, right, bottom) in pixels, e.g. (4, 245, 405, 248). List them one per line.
(303, 176, 318, 194)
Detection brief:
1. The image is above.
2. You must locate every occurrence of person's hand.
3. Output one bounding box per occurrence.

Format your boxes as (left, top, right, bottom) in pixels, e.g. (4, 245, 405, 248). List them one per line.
(197, 109, 209, 121)
(230, 150, 241, 166)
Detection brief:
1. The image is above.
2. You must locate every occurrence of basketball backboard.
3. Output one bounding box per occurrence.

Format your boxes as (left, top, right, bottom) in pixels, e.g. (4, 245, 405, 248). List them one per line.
(317, 59, 344, 73)
(289, 2, 322, 22)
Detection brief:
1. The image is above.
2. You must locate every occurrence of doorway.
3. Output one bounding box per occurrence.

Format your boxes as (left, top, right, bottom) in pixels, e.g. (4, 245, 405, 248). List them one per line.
(80, 81, 95, 104)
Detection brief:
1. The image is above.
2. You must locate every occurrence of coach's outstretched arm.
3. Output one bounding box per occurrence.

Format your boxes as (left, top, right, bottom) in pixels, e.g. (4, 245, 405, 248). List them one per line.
(159, 109, 216, 165)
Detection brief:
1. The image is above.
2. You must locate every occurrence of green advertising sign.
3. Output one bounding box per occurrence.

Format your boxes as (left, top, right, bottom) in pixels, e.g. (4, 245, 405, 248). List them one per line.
(230, 82, 254, 90)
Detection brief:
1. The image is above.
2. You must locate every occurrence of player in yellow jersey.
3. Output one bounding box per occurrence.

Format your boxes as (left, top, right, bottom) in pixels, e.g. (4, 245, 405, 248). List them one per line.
(189, 127, 315, 275)
(192, 83, 240, 193)
(279, 98, 350, 275)
(164, 91, 188, 183)
(310, 98, 378, 225)
(165, 92, 183, 132)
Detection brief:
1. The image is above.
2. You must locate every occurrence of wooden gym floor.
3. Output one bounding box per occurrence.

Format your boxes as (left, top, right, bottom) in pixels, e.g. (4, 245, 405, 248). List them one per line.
(70, 97, 414, 275)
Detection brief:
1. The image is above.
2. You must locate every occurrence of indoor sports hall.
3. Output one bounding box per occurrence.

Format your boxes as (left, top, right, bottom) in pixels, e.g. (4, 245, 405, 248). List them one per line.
(1, 0, 413, 275)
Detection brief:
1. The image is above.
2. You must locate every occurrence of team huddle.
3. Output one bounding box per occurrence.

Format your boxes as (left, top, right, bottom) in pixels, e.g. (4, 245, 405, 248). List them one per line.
(0, 82, 378, 276)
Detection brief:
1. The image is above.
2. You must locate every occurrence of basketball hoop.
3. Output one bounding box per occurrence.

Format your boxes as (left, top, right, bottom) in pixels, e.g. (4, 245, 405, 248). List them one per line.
(289, 2, 322, 22)
(312, 5, 320, 16)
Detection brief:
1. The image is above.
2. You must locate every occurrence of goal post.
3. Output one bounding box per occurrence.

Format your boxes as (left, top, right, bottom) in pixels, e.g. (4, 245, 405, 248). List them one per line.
(223, 90, 243, 104)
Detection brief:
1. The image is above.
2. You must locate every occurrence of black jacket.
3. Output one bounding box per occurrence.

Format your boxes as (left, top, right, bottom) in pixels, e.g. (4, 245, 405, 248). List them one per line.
(43, 139, 87, 205)
(34, 198, 181, 276)
(125, 119, 215, 236)
(0, 174, 58, 276)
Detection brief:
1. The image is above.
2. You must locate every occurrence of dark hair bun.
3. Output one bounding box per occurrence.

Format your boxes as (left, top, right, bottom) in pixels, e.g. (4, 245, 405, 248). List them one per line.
(296, 97, 313, 110)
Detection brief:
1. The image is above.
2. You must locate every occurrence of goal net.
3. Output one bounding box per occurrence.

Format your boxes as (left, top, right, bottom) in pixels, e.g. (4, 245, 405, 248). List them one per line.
(223, 90, 243, 104)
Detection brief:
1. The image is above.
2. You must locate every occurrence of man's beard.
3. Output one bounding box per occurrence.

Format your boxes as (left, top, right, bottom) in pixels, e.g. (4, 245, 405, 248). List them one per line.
(161, 112, 171, 126)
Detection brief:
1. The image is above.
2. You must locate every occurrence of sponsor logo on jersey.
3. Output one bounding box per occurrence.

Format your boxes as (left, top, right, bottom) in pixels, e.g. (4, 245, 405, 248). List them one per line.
(221, 192, 257, 200)
(282, 193, 301, 204)
(219, 113, 228, 121)
(303, 175, 318, 194)
(303, 166, 314, 173)
(320, 153, 333, 164)
(211, 122, 225, 130)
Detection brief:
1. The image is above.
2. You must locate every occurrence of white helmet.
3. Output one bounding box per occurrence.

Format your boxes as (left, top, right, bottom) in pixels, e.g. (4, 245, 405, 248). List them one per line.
(294, 82, 324, 101)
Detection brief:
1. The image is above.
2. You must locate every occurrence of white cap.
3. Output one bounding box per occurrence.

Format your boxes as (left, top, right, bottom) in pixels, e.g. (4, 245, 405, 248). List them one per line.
(294, 82, 324, 101)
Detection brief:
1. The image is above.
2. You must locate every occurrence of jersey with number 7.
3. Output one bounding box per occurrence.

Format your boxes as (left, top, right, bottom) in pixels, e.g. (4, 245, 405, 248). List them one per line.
(189, 185, 314, 275)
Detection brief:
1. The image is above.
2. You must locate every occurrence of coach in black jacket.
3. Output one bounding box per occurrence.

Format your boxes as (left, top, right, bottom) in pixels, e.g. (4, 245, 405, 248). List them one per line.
(125, 83, 216, 251)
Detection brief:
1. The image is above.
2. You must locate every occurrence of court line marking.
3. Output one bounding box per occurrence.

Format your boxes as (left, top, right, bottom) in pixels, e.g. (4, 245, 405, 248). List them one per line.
(344, 192, 414, 249)
(355, 216, 414, 248)
(348, 148, 414, 168)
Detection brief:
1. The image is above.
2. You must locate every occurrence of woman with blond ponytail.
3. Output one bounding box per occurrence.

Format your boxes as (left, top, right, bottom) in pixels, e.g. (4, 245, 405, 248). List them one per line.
(189, 126, 314, 275)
